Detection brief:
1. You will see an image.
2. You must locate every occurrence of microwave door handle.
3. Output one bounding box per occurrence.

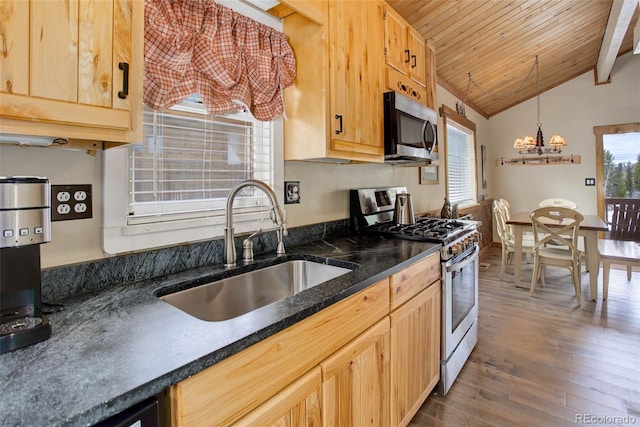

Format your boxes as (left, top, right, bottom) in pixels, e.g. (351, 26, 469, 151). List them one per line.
(423, 121, 435, 152)
(422, 121, 429, 151)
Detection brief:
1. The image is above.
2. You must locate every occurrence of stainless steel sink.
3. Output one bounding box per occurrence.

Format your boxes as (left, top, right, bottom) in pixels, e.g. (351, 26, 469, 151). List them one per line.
(159, 260, 353, 321)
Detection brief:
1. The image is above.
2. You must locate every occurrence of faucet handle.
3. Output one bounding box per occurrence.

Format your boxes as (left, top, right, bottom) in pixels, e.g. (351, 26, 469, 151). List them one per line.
(246, 228, 261, 241)
(242, 228, 261, 262)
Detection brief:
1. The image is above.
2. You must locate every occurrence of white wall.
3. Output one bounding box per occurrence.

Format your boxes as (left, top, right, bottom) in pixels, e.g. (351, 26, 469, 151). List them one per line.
(490, 52, 640, 215)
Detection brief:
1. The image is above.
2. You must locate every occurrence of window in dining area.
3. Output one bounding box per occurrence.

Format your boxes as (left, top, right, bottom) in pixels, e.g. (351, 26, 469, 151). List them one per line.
(441, 106, 477, 206)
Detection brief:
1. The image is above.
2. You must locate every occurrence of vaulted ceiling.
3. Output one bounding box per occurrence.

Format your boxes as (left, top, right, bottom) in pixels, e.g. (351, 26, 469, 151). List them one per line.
(386, 0, 639, 118)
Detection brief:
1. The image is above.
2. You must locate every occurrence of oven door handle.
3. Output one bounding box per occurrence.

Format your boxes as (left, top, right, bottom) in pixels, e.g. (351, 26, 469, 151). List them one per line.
(445, 245, 479, 273)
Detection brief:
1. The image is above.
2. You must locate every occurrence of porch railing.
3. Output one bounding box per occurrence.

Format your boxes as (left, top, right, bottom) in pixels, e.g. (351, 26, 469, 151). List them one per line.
(604, 197, 640, 241)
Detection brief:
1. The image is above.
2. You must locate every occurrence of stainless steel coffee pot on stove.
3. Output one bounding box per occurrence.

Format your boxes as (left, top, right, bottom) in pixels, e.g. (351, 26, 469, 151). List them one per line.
(393, 192, 415, 225)
(0, 176, 52, 353)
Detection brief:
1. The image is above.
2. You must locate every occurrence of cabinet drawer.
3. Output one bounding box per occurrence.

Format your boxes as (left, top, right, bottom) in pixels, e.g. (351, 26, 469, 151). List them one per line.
(389, 252, 440, 311)
(169, 278, 389, 427)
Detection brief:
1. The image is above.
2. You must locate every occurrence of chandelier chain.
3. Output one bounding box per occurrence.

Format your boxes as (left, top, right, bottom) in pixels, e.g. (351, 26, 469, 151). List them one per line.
(462, 56, 539, 104)
(535, 55, 541, 127)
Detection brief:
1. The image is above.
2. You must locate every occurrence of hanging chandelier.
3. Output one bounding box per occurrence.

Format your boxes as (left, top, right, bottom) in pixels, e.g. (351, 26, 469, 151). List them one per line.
(513, 56, 566, 155)
(459, 56, 567, 156)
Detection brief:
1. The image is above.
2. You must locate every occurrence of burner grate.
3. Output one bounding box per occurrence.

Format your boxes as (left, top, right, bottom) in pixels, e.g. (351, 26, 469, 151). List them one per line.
(365, 217, 468, 243)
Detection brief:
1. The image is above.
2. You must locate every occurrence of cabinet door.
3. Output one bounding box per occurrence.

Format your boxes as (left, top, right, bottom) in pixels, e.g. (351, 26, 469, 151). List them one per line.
(322, 318, 390, 427)
(425, 41, 438, 110)
(234, 367, 322, 427)
(390, 282, 441, 427)
(0, 0, 132, 131)
(328, 0, 384, 160)
(408, 29, 426, 87)
(383, 6, 409, 74)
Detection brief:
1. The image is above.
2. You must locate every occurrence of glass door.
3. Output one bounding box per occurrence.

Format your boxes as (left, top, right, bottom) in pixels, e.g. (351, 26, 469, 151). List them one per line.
(595, 125, 640, 239)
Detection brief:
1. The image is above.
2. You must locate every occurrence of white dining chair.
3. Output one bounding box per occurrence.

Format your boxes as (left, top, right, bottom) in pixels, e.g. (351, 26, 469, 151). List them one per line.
(529, 206, 584, 305)
(493, 200, 534, 280)
(539, 198, 577, 210)
(538, 198, 585, 260)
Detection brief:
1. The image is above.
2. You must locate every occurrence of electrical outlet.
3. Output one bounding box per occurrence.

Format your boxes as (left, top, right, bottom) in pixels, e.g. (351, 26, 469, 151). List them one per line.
(51, 184, 93, 221)
(284, 181, 300, 204)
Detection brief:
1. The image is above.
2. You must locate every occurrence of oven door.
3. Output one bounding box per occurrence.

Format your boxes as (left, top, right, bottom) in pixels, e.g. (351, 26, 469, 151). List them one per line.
(441, 244, 479, 360)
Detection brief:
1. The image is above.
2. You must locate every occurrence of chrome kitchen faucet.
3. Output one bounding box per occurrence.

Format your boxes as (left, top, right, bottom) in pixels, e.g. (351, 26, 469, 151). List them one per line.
(224, 179, 287, 268)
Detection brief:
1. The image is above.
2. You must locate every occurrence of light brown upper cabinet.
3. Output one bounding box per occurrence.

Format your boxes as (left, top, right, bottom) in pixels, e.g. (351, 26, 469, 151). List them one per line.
(383, 5, 431, 107)
(384, 6, 426, 88)
(283, 0, 385, 163)
(0, 0, 143, 145)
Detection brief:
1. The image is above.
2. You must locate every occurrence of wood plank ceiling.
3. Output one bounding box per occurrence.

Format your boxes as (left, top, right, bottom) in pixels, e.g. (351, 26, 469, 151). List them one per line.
(386, 0, 639, 118)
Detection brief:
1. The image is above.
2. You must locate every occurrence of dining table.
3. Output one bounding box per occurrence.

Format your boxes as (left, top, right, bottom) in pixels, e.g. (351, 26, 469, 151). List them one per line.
(507, 211, 609, 300)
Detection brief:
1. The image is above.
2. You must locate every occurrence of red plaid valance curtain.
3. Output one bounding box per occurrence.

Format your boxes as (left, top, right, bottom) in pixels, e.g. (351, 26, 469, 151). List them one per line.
(144, 0, 296, 121)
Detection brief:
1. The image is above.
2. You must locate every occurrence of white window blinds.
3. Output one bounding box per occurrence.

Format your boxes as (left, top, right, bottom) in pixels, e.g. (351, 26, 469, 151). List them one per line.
(446, 121, 476, 206)
(128, 98, 274, 224)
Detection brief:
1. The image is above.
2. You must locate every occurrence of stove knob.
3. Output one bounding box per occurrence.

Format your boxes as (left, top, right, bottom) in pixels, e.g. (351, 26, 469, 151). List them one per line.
(451, 243, 461, 255)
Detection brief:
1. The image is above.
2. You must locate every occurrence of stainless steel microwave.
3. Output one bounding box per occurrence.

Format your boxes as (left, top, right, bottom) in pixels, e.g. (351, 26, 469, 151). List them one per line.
(383, 91, 438, 165)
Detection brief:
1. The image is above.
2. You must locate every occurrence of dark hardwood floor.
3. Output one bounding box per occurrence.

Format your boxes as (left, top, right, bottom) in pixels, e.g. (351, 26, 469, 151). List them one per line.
(410, 245, 640, 427)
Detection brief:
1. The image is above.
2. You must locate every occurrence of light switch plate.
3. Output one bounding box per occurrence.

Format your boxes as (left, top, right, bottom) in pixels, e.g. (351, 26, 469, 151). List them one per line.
(284, 181, 300, 204)
(585, 178, 596, 186)
(51, 184, 93, 221)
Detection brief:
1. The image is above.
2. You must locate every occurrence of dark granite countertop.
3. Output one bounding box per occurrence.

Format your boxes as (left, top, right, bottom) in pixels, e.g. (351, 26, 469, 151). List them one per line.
(0, 233, 440, 427)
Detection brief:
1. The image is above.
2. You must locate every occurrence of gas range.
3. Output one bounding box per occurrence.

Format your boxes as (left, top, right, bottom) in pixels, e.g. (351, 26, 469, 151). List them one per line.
(350, 187, 480, 261)
(350, 187, 480, 397)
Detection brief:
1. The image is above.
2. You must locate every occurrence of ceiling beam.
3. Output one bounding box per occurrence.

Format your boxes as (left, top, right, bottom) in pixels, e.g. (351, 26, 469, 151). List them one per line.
(596, 0, 638, 83)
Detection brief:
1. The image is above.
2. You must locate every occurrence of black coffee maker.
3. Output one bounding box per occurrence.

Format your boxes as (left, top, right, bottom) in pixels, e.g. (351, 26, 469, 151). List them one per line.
(0, 176, 52, 354)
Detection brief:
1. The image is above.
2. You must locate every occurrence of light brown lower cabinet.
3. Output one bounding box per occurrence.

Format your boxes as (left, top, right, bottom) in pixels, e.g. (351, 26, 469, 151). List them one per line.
(389, 281, 441, 427)
(233, 367, 323, 427)
(168, 254, 441, 427)
(169, 279, 389, 426)
(234, 318, 390, 427)
(322, 318, 390, 427)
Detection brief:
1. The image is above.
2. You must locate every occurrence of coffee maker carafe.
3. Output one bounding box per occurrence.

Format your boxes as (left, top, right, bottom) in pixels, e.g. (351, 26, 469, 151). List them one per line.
(0, 176, 52, 353)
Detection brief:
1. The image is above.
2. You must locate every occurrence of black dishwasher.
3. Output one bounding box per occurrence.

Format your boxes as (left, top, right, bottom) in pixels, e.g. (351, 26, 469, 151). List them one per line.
(94, 397, 159, 427)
